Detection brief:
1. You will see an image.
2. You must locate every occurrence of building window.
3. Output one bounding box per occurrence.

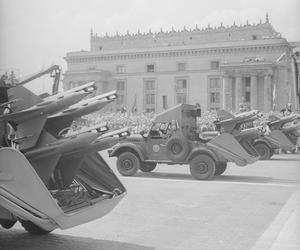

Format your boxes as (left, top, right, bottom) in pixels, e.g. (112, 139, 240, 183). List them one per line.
(244, 77, 251, 103)
(116, 65, 125, 73)
(210, 61, 220, 70)
(209, 78, 221, 88)
(146, 64, 155, 72)
(162, 95, 168, 110)
(208, 77, 221, 110)
(146, 94, 155, 105)
(145, 80, 155, 90)
(177, 62, 186, 71)
(144, 79, 156, 112)
(116, 80, 126, 109)
(245, 91, 251, 102)
(210, 93, 220, 103)
(117, 80, 125, 90)
(245, 77, 251, 87)
(175, 79, 188, 104)
(252, 35, 257, 40)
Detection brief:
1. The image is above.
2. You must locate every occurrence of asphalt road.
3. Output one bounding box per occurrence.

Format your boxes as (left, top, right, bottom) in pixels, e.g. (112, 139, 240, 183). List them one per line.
(1, 153, 299, 250)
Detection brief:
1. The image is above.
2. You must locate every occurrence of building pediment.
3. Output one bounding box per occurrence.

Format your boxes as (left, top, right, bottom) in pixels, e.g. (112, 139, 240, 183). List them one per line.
(221, 59, 274, 76)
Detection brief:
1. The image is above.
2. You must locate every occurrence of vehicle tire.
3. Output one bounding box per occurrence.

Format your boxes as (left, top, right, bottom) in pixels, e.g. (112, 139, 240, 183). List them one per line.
(140, 162, 157, 172)
(166, 135, 189, 162)
(189, 154, 215, 180)
(254, 142, 271, 160)
(117, 152, 140, 176)
(214, 162, 227, 176)
(20, 220, 52, 235)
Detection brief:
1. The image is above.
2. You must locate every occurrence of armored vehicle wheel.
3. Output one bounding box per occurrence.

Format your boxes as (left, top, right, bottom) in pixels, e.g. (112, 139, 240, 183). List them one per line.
(189, 154, 215, 180)
(254, 142, 271, 160)
(166, 135, 189, 162)
(214, 162, 227, 176)
(117, 152, 140, 176)
(20, 220, 52, 235)
(140, 162, 157, 172)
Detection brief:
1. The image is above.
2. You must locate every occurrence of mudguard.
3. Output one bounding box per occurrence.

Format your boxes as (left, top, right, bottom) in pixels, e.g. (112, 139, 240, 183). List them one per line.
(109, 142, 146, 161)
(254, 137, 273, 149)
(187, 146, 224, 163)
(265, 130, 295, 151)
(207, 133, 259, 166)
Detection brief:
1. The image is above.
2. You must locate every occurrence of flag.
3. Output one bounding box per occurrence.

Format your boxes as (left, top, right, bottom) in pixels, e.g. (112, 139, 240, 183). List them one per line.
(272, 83, 276, 111)
(276, 52, 286, 63)
(131, 91, 137, 113)
(272, 83, 276, 103)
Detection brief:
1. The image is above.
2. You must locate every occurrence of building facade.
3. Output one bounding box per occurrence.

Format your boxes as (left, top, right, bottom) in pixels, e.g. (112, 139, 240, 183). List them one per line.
(63, 15, 300, 113)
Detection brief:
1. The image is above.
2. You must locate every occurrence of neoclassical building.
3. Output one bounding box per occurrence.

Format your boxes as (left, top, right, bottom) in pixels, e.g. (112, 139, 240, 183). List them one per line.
(63, 15, 300, 113)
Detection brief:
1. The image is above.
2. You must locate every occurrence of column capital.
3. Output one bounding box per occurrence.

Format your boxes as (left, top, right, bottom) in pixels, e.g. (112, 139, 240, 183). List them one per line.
(233, 70, 242, 77)
(264, 74, 272, 79)
(250, 72, 258, 77)
(265, 69, 274, 77)
(222, 74, 231, 79)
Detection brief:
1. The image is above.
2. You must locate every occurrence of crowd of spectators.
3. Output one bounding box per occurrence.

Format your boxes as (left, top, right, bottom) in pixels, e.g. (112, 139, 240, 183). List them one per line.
(71, 108, 297, 135)
(73, 110, 223, 134)
(73, 111, 155, 134)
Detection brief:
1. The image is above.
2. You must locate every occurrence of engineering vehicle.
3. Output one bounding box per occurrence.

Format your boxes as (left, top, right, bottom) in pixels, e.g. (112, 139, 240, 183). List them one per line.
(109, 104, 260, 180)
(0, 69, 128, 234)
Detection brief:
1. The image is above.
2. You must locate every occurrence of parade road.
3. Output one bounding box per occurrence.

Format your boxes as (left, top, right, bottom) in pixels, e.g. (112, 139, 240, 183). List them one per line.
(1, 153, 299, 250)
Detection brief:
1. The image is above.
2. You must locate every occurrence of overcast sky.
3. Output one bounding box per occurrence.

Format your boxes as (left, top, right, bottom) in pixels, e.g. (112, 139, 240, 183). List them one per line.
(1, 0, 300, 78)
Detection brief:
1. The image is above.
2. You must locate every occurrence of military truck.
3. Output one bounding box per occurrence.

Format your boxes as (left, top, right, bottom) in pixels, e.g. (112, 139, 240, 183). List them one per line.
(0, 71, 129, 234)
(253, 113, 300, 159)
(109, 104, 260, 180)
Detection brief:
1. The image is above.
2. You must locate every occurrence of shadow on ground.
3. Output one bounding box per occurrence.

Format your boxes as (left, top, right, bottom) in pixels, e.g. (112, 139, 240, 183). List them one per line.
(0, 229, 154, 250)
(133, 172, 298, 185)
(270, 157, 300, 162)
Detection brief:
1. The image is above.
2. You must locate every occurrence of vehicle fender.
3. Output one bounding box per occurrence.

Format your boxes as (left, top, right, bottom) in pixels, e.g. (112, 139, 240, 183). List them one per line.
(109, 143, 146, 161)
(186, 147, 220, 163)
(254, 137, 273, 149)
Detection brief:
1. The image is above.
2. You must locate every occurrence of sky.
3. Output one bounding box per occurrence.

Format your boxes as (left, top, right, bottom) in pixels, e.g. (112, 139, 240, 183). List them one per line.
(0, 0, 300, 79)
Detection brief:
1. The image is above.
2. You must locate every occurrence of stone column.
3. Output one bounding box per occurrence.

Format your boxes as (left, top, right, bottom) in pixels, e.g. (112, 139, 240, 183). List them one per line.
(222, 75, 231, 110)
(250, 74, 258, 109)
(235, 75, 243, 112)
(264, 74, 272, 111)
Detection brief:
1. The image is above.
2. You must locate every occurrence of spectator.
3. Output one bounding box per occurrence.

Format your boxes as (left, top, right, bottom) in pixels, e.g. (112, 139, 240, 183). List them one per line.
(280, 103, 292, 116)
(121, 105, 127, 114)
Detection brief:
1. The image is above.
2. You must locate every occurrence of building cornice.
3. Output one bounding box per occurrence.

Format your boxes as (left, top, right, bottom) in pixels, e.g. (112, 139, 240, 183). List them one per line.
(65, 68, 225, 77)
(65, 40, 289, 64)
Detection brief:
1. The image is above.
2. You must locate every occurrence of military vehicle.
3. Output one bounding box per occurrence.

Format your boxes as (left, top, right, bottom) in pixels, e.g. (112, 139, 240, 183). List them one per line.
(214, 109, 264, 160)
(253, 113, 300, 159)
(109, 104, 260, 180)
(215, 109, 300, 160)
(0, 70, 129, 234)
